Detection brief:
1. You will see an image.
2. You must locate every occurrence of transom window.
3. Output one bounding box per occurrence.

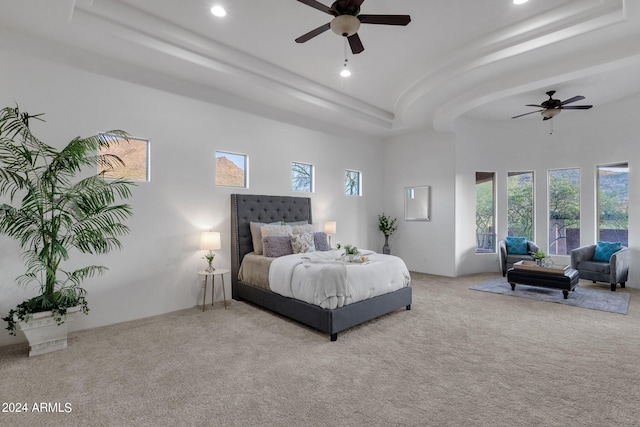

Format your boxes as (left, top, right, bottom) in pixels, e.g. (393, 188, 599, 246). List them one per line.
(98, 133, 150, 181)
(345, 169, 361, 196)
(292, 162, 314, 193)
(216, 151, 247, 188)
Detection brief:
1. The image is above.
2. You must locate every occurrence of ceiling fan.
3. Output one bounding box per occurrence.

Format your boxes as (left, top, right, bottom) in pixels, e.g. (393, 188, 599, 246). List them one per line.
(511, 91, 593, 120)
(294, 0, 411, 54)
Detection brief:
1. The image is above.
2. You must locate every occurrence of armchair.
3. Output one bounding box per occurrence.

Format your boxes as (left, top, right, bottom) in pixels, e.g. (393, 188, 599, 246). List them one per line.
(498, 239, 540, 277)
(570, 244, 629, 291)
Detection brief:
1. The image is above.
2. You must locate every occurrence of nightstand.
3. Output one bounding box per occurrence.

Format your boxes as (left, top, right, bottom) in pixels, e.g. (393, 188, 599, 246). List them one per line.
(197, 268, 229, 311)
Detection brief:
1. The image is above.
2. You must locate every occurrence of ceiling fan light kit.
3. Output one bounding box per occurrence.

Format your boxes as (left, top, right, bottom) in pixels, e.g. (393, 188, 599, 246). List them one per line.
(295, 0, 411, 54)
(331, 15, 360, 36)
(511, 90, 593, 122)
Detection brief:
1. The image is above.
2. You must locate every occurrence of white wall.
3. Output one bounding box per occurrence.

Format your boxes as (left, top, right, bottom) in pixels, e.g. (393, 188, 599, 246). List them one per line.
(382, 130, 457, 276)
(0, 48, 385, 347)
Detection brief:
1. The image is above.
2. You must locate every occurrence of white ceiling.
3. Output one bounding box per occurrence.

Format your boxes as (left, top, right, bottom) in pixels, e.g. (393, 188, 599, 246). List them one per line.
(1, 0, 640, 137)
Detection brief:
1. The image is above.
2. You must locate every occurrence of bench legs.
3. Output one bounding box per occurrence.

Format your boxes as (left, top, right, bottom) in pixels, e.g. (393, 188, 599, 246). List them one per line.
(509, 281, 572, 299)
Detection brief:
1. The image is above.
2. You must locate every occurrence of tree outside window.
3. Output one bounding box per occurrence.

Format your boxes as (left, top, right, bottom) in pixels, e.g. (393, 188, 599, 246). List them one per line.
(345, 170, 361, 196)
(507, 171, 534, 240)
(292, 162, 313, 193)
(548, 168, 580, 255)
(475, 172, 495, 252)
(598, 163, 628, 246)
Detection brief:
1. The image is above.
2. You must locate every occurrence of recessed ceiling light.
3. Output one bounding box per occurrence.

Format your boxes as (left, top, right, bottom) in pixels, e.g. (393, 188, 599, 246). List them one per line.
(340, 68, 351, 78)
(210, 5, 227, 17)
(513, 0, 529, 4)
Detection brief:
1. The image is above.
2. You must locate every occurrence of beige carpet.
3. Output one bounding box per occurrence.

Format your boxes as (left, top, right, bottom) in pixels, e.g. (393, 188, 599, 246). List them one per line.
(1, 272, 639, 427)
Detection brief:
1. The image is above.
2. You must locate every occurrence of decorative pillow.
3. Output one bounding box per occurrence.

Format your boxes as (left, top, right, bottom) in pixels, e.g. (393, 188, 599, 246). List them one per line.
(505, 236, 528, 255)
(260, 224, 292, 248)
(290, 232, 316, 254)
(292, 224, 315, 235)
(593, 241, 622, 262)
(285, 220, 309, 226)
(314, 232, 330, 251)
(262, 235, 293, 258)
(250, 221, 281, 255)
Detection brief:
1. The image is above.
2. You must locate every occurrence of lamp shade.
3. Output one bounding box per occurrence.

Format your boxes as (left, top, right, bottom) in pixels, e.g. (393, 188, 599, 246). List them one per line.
(330, 15, 360, 37)
(324, 221, 337, 235)
(200, 231, 221, 251)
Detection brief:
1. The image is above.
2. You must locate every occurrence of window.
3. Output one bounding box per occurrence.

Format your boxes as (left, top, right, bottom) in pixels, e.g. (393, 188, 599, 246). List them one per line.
(292, 162, 313, 193)
(597, 163, 628, 246)
(476, 172, 495, 253)
(507, 171, 534, 240)
(98, 133, 150, 181)
(548, 168, 580, 255)
(216, 151, 247, 188)
(345, 169, 361, 196)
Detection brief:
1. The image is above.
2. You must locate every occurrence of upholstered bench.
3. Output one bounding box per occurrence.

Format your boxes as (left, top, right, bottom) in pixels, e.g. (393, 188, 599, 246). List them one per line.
(507, 267, 580, 299)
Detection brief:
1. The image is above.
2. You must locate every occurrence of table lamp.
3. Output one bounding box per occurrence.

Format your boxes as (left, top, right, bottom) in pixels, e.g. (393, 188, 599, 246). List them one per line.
(324, 221, 336, 248)
(200, 231, 221, 272)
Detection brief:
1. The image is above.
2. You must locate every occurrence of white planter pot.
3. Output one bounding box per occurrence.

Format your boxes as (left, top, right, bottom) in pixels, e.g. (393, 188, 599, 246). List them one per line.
(16, 306, 81, 357)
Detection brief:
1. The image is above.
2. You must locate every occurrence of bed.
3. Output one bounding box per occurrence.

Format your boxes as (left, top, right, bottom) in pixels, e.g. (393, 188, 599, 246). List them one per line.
(230, 194, 412, 341)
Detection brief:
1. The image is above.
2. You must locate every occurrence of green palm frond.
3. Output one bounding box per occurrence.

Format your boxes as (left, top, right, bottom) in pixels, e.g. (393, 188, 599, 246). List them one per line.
(0, 105, 135, 333)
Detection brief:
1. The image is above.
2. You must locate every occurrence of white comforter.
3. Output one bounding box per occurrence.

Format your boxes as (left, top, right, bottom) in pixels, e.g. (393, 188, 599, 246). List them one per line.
(269, 249, 411, 309)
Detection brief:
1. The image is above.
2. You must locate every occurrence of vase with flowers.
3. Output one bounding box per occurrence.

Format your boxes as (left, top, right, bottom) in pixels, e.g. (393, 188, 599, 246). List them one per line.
(342, 244, 360, 263)
(378, 213, 398, 254)
(203, 252, 216, 272)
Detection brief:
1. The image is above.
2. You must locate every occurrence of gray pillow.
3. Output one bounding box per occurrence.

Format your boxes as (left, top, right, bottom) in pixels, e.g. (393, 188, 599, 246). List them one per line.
(262, 235, 293, 258)
(314, 232, 330, 251)
(250, 221, 281, 255)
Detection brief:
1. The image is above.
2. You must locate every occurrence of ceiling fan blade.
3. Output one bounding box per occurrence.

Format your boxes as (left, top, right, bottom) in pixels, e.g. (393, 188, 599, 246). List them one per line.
(348, 33, 364, 54)
(296, 0, 334, 15)
(295, 23, 331, 43)
(511, 110, 543, 119)
(353, 0, 366, 6)
(560, 95, 585, 105)
(560, 105, 593, 110)
(525, 104, 544, 108)
(358, 14, 411, 25)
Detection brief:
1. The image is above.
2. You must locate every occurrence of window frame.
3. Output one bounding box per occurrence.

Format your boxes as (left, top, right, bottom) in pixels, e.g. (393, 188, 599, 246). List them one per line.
(596, 162, 628, 246)
(291, 161, 314, 193)
(345, 169, 362, 196)
(98, 132, 150, 182)
(507, 171, 534, 240)
(475, 171, 496, 253)
(548, 167, 581, 255)
(215, 150, 248, 188)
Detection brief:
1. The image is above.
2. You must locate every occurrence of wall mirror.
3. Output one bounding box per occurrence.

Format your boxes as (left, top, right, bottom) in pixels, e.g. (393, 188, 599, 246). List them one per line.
(405, 186, 430, 221)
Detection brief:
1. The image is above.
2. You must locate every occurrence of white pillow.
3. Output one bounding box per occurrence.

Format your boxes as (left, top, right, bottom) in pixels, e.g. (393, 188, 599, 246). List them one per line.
(290, 232, 316, 254)
(291, 224, 314, 235)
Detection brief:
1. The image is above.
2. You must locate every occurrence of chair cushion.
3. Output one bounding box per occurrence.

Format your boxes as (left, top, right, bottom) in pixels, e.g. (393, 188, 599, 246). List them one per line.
(593, 241, 622, 262)
(577, 260, 611, 275)
(505, 236, 528, 255)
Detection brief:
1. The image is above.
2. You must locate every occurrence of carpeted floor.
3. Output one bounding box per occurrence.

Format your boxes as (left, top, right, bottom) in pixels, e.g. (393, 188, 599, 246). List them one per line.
(471, 276, 630, 314)
(1, 272, 639, 427)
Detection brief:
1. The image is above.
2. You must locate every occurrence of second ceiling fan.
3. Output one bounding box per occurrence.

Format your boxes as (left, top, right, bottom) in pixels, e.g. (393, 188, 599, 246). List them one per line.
(295, 0, 411, 54)
(512, 91, 593, 121)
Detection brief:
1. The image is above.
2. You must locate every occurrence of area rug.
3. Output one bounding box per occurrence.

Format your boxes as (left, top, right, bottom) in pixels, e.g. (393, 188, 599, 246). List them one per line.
(471, 277, 630, 314)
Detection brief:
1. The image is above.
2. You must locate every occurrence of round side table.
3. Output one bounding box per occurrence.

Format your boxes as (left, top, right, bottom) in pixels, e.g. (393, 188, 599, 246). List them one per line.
(197, 268, 229, 311)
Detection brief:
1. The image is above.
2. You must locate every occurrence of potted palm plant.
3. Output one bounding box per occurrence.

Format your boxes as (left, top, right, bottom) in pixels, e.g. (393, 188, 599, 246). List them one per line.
(0, 106, 135, 356)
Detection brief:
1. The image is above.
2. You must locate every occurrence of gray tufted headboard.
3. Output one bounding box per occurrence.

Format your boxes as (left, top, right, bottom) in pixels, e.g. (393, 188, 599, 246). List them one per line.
(230, 194, 312, 288)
